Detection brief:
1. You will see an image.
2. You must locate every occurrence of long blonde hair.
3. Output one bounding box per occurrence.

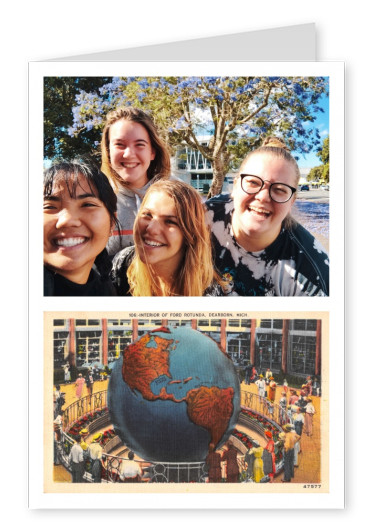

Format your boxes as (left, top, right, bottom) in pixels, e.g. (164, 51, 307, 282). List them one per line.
(100, 107, 171, 192)
(127, 180, 218, 296)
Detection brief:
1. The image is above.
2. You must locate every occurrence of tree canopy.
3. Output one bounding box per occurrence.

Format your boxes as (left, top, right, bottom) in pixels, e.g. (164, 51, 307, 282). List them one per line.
(307, 136, 329, 183)
(44, 77, 112, 161)
(44, 76, 328, 196)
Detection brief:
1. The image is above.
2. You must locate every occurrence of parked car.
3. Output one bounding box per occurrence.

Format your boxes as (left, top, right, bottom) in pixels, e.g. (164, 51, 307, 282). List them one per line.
(300, 184, 310, 191)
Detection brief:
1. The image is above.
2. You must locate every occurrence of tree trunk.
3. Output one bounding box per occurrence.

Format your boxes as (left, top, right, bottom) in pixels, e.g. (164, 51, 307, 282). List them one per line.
(207, 152, 229, 199)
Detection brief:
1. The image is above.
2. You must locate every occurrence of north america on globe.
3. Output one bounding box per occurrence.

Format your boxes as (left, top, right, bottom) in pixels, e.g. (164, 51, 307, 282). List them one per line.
(108, 325, 240, 463)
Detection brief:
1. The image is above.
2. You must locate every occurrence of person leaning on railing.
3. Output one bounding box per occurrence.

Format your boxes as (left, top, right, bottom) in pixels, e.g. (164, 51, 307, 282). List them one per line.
(119, 451, 142, 482)
(68, 434, 85, 483)
(279, 424, 301, 483)
(89, 433, 104, 483)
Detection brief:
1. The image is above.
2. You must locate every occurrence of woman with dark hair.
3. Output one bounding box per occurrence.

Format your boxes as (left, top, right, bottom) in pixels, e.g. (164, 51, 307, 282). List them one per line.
(101, 107, 171, 257)
(206, 137, 329, 296)
(111, 180, 223, 296)
(43, 158, 119, 296)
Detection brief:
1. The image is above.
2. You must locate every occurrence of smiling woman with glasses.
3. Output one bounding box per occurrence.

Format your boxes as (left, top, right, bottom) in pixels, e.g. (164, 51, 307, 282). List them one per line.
(206, 137, 329, 296)
(240, 174, 297, 203)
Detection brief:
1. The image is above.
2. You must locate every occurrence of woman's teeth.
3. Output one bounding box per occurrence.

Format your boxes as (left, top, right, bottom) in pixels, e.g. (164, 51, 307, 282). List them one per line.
(56, 237, 86, 247)
(249, 206, 271, 217)
(144, 239, 164, 247)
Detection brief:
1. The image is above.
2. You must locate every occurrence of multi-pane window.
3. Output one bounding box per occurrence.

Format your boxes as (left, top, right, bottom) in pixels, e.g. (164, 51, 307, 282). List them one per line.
(256, 331, 283, 371)
(168, 320, 191, 327)
(74, 319, 100, 327)
(76, 331, 102, 367)
(290, 319, 317, 331)
(259, 319, 283, 329)
(290, 334, 316, 375)
(53, 331, 69, 368)
(138, 319, 162, 327)
(227, 333, 250, 364)
(53, 319, 66, 327)
(108, 329, 132, 362)
(107, 319, 132, 327)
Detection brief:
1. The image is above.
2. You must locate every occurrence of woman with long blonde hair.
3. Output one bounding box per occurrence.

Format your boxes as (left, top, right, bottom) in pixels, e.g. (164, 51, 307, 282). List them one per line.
(111, 180, 223, 296)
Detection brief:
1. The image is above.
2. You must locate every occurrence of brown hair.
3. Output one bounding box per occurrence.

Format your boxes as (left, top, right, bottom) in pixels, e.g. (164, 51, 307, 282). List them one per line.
(100, 107, 171, 191)
(239, 136, 300, 189)
(127, 180, 219, 296)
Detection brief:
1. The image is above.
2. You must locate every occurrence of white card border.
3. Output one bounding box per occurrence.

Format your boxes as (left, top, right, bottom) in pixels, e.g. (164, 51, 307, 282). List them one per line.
(29, 61, 344, 509)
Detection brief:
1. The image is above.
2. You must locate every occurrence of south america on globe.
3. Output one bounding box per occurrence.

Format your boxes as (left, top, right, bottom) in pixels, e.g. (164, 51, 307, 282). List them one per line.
(108, 326, 240, 463)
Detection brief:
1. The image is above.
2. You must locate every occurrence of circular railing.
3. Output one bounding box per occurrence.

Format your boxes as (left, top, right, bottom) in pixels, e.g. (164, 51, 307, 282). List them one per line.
(55, 389, 286, 483)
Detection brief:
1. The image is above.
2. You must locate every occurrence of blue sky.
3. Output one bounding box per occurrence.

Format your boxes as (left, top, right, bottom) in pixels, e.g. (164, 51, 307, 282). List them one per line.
(294, 93, 329, 170)
(196, 89, 330, 172)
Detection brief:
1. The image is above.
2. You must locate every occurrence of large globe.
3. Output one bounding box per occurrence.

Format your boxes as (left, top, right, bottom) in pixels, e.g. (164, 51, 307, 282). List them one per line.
(108, 326, 240, 463)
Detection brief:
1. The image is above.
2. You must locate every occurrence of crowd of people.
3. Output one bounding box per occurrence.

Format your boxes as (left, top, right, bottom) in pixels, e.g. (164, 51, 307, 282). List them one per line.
(66, 431, 105, 483)
(242, 370, 319, 483)
(44, 107, 329, 297)
(67, 429, 144, 484)
(205, 368, 319, 484)
(54, 370, 318, 484)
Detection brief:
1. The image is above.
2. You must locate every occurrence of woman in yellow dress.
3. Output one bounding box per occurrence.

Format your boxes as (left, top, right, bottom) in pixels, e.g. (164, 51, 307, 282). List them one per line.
(248, 445, 264, 483)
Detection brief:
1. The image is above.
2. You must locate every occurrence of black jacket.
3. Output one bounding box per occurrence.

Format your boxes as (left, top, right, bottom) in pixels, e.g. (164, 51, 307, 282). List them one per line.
(44, 266, 117, 296)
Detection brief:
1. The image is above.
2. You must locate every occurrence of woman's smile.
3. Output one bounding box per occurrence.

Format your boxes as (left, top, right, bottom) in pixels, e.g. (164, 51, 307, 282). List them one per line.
(44, 175, 112, 284)
(232, 154, 296, 251)
(53, 236, 89, 248)
(136, 191, 185, 277)
(143, 238, 166, 248)
(245, 204, 272, 219)
(109, 120, 155, 190)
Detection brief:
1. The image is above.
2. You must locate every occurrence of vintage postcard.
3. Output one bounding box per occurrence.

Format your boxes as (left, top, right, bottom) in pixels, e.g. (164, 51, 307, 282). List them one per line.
(39, 311, 339, 509)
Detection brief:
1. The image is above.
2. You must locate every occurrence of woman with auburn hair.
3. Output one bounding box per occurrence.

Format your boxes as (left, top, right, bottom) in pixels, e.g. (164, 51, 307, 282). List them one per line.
(100, 106, 171, 257)
(111, 180, 223, 296)
(206, 137, 329, 296)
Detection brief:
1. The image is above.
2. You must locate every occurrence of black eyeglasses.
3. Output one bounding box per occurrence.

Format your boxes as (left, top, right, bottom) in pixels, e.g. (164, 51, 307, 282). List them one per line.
(240, 174, 296, 203)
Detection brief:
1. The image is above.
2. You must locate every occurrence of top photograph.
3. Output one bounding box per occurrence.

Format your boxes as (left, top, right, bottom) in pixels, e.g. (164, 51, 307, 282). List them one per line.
(43, 75, 329, 297)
